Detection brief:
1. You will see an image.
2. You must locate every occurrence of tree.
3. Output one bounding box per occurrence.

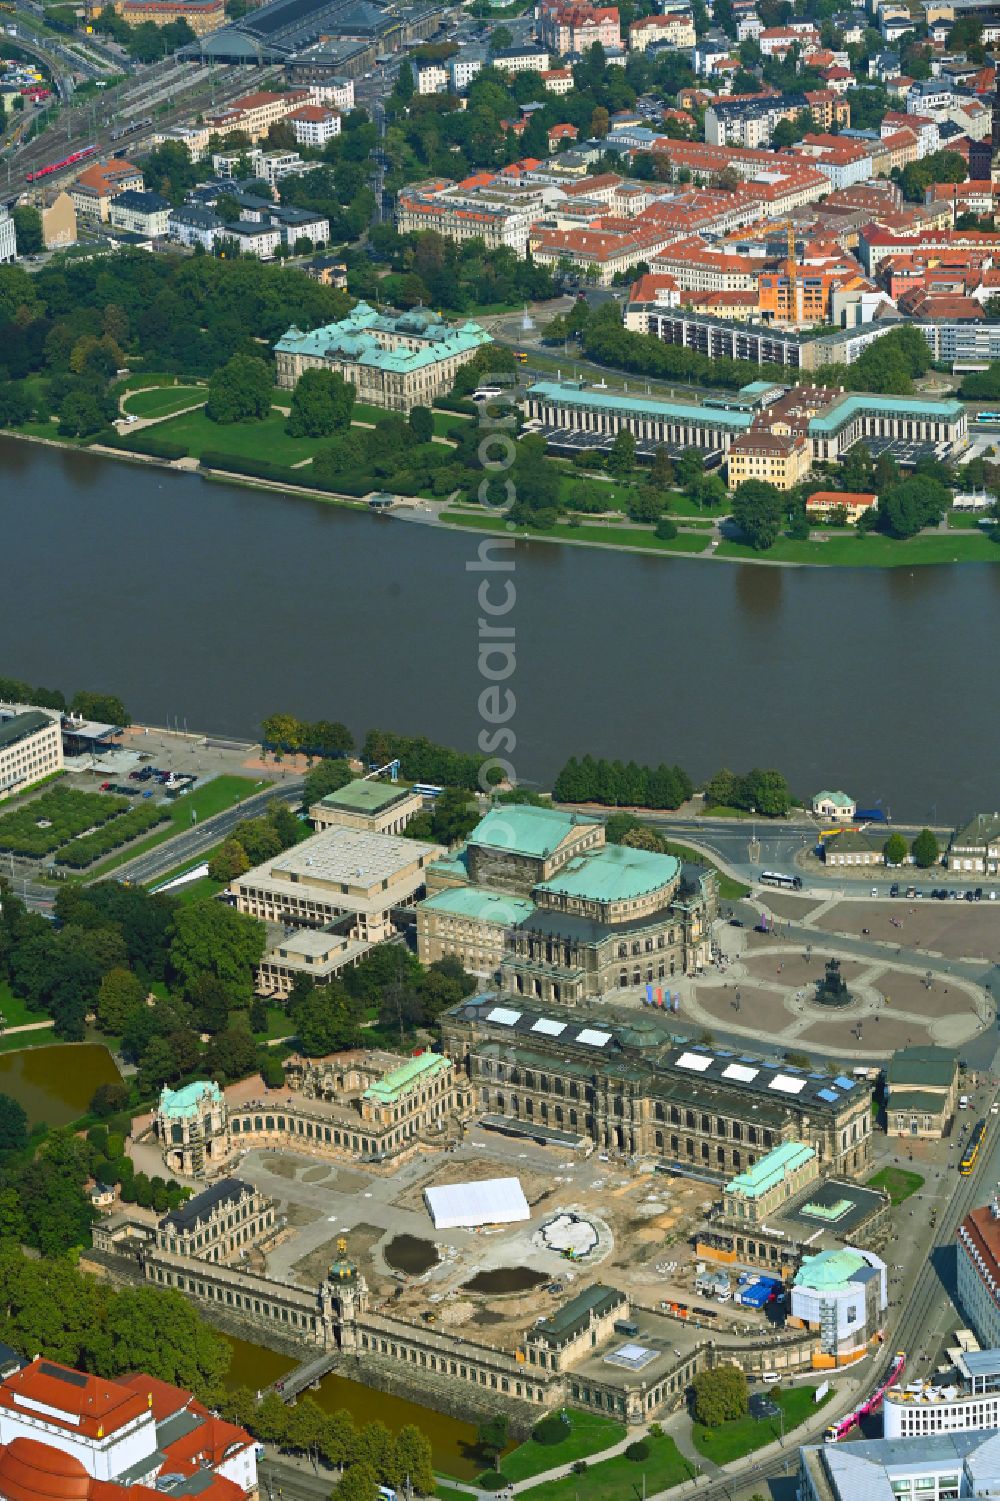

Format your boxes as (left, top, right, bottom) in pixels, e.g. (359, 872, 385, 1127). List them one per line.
(489, 24, 512, 51)
(97, 968, 146, 1035)
(409, 405, 433, 444)
(731, 480, 783, 551)
(742, 768, 791, 818)
(911, 828, 939, 868)
(691, 1366, 748, 1427)
(286, 368, 355, 438)
(333, 1466, 379, 1501)
(98, 1286, 231, 1392)
(395, 1425, 435, 1495)
(205, 354, 273, 424)
(91, 1081, 131, 1118)
(395, 59, 414, 101)
(303, 759, 355, 806)
(294, 988, 363, 1056)
(591, 106, 610, 138)
(609, 429, 636, 478)
(168, 900, 266, 1007)
(476, 1414, 509, 1467)
(884, 832, 908, 867)
(11, 206, 43, 255)
(207, 839, 251, 883)
(649, 446, 674, 490)
(0, 1096, 27, 1156)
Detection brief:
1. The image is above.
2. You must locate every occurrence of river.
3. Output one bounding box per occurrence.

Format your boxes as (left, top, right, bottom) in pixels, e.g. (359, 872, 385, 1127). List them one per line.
(220, 1336, 490, 1479)
(4, 436, 1000, 820)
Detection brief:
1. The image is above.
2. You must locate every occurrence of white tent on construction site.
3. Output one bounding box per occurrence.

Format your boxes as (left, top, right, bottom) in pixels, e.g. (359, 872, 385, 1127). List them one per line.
(424, 1177, 530, 1230)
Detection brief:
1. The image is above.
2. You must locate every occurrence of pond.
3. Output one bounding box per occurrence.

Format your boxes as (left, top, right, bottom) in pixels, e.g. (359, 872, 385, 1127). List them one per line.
(463, 1268, 549, 1296)
(0, 1043, 122, 1127)
(384, 1235, 440, 1276)
(221, 1335, 492, 1479)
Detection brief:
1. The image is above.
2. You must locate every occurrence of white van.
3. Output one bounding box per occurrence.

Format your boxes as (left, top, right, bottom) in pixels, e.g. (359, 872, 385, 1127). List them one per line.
(762, 1372, 781, 1385)
(960, 1095, 970, 1109)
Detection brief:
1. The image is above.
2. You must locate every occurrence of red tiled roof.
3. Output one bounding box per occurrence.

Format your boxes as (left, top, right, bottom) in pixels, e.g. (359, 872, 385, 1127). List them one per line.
(0, 1365, 146, 1441)
(806, 490, 877, 506)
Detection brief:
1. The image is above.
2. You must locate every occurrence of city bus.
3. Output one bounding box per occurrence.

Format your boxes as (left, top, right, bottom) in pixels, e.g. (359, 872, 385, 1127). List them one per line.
(975, 412, 1000, 424)
(960, 1120, 986, 1176)
(760, 871, 803, 890)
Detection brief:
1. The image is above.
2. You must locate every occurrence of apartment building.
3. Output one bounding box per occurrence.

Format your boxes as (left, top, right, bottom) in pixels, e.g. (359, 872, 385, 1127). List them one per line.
(308, 77, 354, 110)
(416, 61, 448, 93)
(791, 134, 873, 189)
(705, 90, 849, 149)
(650, 237, 761, 292)
(539, 0, 621, 53)
(286, 103, 341, 145)
(397, 181, 534, 253)
(0, 706, 63, 800)
(108, 189, 171, 237)
(87, 0, 224, 31)
(70, 159, 143, 222)
(492, 43, 549, 73)
(528, 221, 676, 283)
(541, 67, 573, 92)
(758, 23, 819, 53)
(205, 89, 309, 144)
(0, 206, 14, 264)
(628, 12, 695, 48)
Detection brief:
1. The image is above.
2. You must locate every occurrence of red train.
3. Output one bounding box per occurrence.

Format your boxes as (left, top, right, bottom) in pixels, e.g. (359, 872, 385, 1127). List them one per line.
(25, 143, 98, 184)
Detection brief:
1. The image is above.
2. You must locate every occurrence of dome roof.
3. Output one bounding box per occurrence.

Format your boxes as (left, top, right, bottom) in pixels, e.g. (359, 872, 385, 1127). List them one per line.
(0, 1439, 94, 1501)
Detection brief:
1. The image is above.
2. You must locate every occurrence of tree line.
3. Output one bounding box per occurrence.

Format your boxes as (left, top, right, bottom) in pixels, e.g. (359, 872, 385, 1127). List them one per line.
(0, 675, 129, 724)
(553, 757, 694, 811)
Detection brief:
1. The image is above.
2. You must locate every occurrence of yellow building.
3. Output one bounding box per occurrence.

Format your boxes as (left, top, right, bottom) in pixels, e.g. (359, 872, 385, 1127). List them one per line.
(726, 430, 811, 490)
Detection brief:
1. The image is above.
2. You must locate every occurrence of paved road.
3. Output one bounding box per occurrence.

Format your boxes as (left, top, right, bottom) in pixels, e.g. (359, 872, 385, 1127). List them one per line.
(103, 777, 303, 887)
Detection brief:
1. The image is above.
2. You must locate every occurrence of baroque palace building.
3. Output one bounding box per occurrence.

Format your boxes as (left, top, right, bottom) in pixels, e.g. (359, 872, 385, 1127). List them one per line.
(417, 804, 716, 999)
(439, 997, 873, 1174)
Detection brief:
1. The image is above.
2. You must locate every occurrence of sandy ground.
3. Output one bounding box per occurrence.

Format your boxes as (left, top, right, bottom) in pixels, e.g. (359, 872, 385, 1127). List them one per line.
(740, 954, 869, 988)
(813, 900, 1000, 961)
(757, 893, 827, 920)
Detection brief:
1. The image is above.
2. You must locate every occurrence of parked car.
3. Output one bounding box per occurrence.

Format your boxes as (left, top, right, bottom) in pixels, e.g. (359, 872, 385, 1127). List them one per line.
(975, 888, 983, 900)
(99, 781, 112, 790)
(890, 883, 900, 897)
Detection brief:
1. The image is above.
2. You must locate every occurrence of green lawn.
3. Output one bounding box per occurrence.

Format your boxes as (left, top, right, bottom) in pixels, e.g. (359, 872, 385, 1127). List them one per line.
(867, 1166, 924, 1204)
(440, 511, 710, 555)
(510, 1434, 692, 1501)
(123, 386, 206, 419)
(716, 531, 1000, 567)
(692, 1384, 831, 1464)
(0, 1025, 57, 1055)
(499, 1413, 626, 1483)
(146, 406, 335, 467)
(0, 981, 50, 1030)
(660, 840, 750, 901)
(85, 775, 265, 876)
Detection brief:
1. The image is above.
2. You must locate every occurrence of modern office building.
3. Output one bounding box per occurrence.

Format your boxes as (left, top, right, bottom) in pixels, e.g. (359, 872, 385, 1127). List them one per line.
(308, 779, 424, 837)
(959, 1205, 1000, 1351)
(799, 1432, 1000, 1501)
(884, 1349, 1000, 1439)
(0, 206, 15, 264)
(274, 303, 491, 412)
(0, 705, 64, 800)
(228, 826, 443, 944)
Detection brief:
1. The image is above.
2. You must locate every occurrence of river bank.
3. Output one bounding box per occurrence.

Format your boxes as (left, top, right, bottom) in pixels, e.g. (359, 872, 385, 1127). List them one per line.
(5, 421, 996, 571)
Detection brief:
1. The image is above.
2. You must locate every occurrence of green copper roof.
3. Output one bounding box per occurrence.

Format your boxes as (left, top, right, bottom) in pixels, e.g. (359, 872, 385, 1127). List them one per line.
(469, 805, 599, 859)
(537, 844, 679, 904)
(319, 780, 412, 813)
(159, 1080, 222, 1118)
(814, 791, 853, 805)
(792, 1247, 868, 1291)
(725, 1140, 815, 1199)
(807, 393, 963, 435)
(362, 1051, 450, 1105)
(275, 301, 491, 373)
(420, 886, 535, 925)
(527, 381, 754, 430)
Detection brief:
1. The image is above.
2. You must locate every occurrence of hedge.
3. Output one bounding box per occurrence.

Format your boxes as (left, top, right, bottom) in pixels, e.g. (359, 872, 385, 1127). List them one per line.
(107, 433, 189, 460)
(433, 396, 477, 416)
(200, 452, 374, 498)
(55, 804, 169, 867)
(0, 788, 128, 857)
